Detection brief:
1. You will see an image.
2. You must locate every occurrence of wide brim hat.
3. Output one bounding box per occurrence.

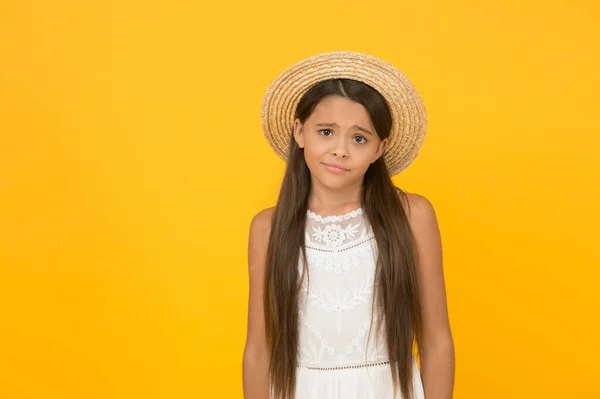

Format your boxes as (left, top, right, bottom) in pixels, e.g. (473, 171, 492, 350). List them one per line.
(260, 51, 427, 176)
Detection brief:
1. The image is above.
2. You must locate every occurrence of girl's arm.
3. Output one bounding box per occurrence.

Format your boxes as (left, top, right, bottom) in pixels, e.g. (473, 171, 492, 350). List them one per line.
(406, 193, 455, 399)
(242, 208, 274, 399)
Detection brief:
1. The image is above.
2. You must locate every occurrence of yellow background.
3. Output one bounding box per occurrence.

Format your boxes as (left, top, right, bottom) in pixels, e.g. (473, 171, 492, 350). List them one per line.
(1, 0, 599, 398)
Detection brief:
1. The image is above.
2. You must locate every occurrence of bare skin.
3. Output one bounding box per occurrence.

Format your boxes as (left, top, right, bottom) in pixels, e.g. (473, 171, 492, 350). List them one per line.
(403, 193, 455, 399)
(243, 95, 454, 398)
(243, 194, 455, 398)
(292, 95, 388, 216)
(242, 207, 274, 399)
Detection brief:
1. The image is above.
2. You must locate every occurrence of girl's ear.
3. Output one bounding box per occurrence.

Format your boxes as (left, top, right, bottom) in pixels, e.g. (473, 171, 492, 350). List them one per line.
(373, 138, 389, 162)
(293, 118, 305, 149)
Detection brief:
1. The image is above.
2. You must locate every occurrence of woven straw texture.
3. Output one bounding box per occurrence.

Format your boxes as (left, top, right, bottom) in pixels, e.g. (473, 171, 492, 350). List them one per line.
(260, 51, 427, 176)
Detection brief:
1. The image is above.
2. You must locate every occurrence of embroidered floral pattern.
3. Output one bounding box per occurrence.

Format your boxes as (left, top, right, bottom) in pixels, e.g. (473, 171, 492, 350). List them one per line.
(298, 309, 386, 365)
(297, 204, 389, 368)
(307, 275, 374, 334)
(305, 210, 374, 251)
(311, 222, 361, 247)
(298, 312, 334, 363)
(303, 238, 375, 274)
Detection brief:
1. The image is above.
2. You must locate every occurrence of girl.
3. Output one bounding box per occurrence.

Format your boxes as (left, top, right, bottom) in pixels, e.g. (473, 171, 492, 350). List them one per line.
(243, 51, 454, 399)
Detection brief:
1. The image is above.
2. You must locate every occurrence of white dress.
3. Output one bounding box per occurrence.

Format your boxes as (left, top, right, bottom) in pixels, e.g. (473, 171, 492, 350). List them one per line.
(294, 206, 425, 399)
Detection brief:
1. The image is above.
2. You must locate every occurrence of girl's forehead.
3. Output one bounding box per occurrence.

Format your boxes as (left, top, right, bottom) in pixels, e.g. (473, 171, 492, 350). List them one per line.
(308, 96, 373, 125)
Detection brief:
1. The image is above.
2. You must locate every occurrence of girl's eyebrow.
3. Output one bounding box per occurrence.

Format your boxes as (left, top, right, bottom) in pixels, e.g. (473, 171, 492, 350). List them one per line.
(315, 122, 374, 136)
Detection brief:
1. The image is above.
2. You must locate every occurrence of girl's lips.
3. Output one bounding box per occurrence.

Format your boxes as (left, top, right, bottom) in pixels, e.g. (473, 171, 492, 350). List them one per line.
(323, 162, 349, 173)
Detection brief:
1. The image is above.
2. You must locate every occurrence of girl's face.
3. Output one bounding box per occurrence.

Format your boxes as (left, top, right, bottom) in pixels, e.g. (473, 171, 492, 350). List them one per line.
(293, 95, 388, 188)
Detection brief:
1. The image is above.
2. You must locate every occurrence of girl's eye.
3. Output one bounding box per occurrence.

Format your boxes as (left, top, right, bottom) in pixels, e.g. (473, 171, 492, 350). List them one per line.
(318, 130, 368, 144)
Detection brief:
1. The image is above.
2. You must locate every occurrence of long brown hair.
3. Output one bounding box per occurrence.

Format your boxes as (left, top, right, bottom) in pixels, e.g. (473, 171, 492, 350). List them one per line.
(263, 78, 423, 399)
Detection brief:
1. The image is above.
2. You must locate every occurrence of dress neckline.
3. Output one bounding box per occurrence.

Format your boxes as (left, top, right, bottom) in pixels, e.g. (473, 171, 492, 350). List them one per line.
(306, 206, 364, 223)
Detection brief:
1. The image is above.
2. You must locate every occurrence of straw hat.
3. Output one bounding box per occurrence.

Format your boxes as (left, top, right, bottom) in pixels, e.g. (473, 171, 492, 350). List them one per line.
(260, 51, 427, 176)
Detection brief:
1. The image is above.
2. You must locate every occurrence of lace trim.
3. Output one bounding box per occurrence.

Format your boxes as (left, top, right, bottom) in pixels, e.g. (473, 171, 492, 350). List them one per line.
(307, 207, 363, 223)
(306, 233, 375, 253)
(297, 360, 390, 370)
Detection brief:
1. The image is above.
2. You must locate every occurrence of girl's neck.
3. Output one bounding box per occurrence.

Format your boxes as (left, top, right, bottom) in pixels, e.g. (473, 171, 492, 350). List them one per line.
(306, 184, 362, 217)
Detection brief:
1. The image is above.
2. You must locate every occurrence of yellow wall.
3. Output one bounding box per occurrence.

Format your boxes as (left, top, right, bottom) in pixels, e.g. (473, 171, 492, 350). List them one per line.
(1, 0, 598, 398)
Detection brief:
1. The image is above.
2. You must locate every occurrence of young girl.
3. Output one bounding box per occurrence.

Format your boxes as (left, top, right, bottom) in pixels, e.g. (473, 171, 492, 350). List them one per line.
(243, 51, 454, 399)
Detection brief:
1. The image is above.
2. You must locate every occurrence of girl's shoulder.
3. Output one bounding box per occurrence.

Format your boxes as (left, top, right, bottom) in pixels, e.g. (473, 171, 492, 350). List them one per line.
(399, 191, 438, 237)
(398, 189, 436, 222)
(249, 206, 275, 234)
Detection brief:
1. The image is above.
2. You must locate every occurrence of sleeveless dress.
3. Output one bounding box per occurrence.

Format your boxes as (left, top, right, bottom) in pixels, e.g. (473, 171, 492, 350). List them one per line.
(293, 206, 425, 399)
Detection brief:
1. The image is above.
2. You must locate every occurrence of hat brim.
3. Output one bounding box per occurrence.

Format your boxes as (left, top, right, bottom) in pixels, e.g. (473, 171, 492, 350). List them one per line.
(260, 51, 427, 177)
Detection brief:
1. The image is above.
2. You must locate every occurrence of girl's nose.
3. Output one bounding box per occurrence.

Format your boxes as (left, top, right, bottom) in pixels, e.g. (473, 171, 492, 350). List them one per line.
(331, 147, 348, 158)
(331, 139, 349, 158)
